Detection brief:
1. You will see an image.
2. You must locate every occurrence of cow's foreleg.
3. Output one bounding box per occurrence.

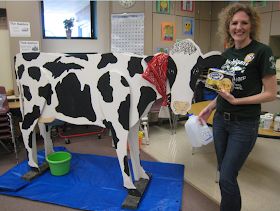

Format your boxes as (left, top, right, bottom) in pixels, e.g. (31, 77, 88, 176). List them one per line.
(38, 123, 54, 157)
(128, 121, 149, 181)
(113, 129, 141, 196)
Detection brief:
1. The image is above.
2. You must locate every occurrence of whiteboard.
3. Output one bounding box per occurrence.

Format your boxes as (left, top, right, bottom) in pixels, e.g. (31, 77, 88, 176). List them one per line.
(111, 13, 144, 55)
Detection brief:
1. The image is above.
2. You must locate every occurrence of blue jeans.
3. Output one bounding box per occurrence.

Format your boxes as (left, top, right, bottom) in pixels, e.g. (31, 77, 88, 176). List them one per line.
(213, 112, 259, 211)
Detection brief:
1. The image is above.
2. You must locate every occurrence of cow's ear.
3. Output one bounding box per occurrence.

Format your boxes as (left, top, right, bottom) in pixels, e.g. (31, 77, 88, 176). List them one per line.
(167, 56, 177, 88)
(144, 56, 153, 63)
(203, 55, 226, 69)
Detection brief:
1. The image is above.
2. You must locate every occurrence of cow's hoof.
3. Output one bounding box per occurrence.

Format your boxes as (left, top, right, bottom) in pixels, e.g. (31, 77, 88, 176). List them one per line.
(128, 189, 141, 197)
(30, 167, 40, 172)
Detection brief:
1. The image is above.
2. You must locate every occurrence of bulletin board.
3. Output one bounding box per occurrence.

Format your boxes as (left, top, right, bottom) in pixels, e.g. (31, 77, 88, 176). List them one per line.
(111, 13, 144, 55)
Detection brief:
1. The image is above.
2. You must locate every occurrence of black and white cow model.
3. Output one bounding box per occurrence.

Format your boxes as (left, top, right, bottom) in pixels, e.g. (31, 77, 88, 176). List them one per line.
(15, 39, 221, 197)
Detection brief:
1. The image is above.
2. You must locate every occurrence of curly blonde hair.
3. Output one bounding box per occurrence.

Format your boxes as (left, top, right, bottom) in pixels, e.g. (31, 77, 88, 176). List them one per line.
(218, 3, 260, 48)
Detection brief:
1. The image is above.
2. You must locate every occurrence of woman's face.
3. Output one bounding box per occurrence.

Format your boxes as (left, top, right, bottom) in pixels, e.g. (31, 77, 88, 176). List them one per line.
(229, 11, 252, 47)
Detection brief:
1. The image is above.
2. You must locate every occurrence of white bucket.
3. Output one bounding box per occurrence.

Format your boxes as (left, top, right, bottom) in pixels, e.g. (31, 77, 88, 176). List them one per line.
(185, 115, 213, 147)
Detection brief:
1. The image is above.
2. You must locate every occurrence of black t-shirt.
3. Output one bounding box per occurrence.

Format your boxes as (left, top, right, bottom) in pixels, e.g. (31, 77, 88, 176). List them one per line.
(216, 40, 276, 117)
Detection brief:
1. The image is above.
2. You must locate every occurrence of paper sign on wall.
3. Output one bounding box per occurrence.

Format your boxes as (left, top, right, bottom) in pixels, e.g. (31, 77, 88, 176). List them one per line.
(183, 17, 194, 36)
(19, 41, 39, 53)
(9, 21, 31, 37)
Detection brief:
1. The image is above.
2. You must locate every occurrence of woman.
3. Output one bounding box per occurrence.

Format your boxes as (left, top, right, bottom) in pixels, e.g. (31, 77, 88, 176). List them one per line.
(198, 3, 277, 211)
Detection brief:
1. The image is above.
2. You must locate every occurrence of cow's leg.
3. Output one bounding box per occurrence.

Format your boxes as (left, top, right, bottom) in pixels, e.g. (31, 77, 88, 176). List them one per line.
(20, 122, 39, 168)
(38, 123, 54, 157)
(128, 120, 149, 181)
(100, 71, 140, 196)
(107, 125, 140, 196)
(20, 103, 45, 169)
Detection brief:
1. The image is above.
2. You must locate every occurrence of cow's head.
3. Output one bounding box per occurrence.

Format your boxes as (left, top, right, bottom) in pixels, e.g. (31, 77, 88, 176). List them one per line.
(167, 39, 223, 115)
(166, 39, 202, 115)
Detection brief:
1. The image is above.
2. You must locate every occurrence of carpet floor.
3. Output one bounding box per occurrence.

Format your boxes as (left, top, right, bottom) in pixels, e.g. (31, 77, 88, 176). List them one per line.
(0, 132, 219, 211)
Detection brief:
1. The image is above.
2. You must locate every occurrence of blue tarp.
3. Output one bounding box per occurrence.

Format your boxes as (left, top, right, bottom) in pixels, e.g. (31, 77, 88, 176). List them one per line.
(0, 147, 184, 211)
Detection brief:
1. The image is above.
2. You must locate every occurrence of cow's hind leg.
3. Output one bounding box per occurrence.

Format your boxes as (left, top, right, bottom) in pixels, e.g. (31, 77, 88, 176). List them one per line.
(128, 121, 149, 181)
(20, 121, 39, 168)
(21, 103, 46, 169)
(38, 123, 54, 157)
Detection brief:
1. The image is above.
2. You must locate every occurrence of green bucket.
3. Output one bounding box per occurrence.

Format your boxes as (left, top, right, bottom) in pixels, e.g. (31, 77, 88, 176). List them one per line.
(46, 151, 72, 176)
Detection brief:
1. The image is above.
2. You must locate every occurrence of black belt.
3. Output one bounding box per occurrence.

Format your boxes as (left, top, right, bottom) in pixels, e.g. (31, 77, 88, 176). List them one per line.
(218, 111, 257, 121)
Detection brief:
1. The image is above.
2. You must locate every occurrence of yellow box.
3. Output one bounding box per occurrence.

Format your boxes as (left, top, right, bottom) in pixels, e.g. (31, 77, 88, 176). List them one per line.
(205, 68, 234, 92)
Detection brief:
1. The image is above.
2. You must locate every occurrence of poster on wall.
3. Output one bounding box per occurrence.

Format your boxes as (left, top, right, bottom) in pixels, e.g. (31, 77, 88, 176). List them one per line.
(111, 13, 144, 55)
(182, 17, 194, 36)
(161, 22, 175, 41)
(156, 47, 169, 53)
(9, 21, 31, 37)
(161, 22, 176, 41)
(181, 1, 194, 12)
(251, 1, 267, 7)
(156, 0, 170, 14)
(19, 41, 40, 53)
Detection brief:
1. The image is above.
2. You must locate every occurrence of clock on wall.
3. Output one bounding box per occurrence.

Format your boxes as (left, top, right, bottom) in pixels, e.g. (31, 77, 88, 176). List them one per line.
(118, 0, 136, 9)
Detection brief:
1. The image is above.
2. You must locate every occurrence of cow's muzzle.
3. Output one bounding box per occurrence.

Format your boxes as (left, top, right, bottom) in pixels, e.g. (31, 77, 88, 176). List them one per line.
(172, 101, 190, 115)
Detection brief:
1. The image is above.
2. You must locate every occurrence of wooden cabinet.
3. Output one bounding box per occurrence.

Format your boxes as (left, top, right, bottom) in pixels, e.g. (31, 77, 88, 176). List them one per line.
(211, 1, 227, 21)
(210, 21, 224, 52)
(197, 20, 211, 54)
(195, 1, 211, 20)
(270, 11, 280, 36)
(272, 1, 280, 11)
(259, 13, 272, 45)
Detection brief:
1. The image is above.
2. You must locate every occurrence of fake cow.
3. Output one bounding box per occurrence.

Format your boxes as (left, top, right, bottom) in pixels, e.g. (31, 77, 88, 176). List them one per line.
(15, 39, 221, 200)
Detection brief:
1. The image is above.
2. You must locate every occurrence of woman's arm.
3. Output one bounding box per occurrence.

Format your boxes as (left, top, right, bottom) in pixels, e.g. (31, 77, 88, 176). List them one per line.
(219, 74, 277, 105)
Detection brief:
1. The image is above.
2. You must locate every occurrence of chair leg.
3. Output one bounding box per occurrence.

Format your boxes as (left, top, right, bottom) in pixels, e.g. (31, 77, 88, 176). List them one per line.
(0, 140, 11, 152)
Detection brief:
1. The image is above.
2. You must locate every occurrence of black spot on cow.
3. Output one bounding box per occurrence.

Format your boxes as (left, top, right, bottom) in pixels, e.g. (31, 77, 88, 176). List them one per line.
(17, 64, 25, 80)
(55, 73, 96, 122)
(137, 86, 157, 118)
(66, 53, 90, 61)
(144, 56, 153, 63)
(22, 53, 40, 61)
(28, 132, 33, 148)
(167, 56, 177, 89)
(43, 57, 84, 78)
(23, 85, 32, 101)
(127, 57, 143, 77)
(189, 55, 225, 91)
(97, 72, 113, 102)
(28, 66, 41, 81)
(118, 94, 130, 131)
(121, 76, 129, 87)
(22, 105, 41, 130)
(123, 156, 130, 177)
(97, 53, 117, 69)
(14, 57, 17, 79)
(39, 84, 53, 105)
(103, 120, 119, 148)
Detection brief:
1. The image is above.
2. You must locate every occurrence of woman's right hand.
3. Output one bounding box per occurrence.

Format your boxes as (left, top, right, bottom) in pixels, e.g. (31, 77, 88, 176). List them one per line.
(198, 99, 217, 124)
(198, 106, 212, 123)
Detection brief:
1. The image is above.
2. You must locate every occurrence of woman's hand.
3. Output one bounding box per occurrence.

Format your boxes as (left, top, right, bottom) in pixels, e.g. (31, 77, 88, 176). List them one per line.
(198, 106, 212, 123)
(218, 90, 238, 105)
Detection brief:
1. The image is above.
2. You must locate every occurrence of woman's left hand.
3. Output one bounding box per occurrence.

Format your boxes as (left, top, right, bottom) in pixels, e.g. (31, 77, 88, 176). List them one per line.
(218, 90, 238, 105)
